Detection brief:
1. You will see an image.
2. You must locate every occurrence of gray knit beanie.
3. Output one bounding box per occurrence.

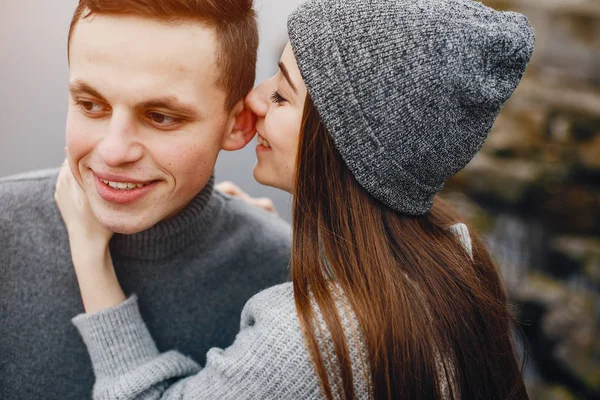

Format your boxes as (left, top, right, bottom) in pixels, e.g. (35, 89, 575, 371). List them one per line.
(287, 0, 535, 215)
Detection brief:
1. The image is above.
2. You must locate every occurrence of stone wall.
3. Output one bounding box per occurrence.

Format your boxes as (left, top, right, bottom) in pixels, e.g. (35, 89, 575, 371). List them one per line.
(441, 1, 599, 398)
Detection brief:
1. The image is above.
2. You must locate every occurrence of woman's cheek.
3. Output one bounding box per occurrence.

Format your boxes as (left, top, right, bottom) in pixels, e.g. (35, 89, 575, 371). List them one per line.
(285, 119, 302, 159)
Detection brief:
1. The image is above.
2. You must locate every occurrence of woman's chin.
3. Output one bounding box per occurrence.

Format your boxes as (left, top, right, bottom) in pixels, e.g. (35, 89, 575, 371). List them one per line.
(252, 165, 270, 187)
(253, 166, 290, 193)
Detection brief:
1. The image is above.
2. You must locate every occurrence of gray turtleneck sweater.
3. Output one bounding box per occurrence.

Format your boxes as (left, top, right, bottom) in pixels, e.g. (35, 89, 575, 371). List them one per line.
(0, 169, 291, 400)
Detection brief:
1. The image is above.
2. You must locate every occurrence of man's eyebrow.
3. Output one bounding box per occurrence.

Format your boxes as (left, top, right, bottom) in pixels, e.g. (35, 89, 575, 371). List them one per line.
(279, 62, 298, 94)
(69, 80, 108, 102)
(137, 97, 200, 118)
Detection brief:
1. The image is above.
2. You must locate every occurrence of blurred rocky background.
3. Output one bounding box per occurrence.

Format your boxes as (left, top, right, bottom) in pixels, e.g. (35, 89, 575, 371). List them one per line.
(441, 1, 600, 398)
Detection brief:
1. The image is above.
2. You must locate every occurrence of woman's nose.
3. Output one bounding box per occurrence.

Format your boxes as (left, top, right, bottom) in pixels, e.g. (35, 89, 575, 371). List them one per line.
(245, 80, 271, 118)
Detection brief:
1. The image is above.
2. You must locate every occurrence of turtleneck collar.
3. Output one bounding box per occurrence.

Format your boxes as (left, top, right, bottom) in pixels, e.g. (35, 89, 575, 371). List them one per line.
(110, 176, 216, 260)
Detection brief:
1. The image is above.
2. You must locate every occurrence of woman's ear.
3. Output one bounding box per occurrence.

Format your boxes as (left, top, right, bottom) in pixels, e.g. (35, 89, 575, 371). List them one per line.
(221, 100, 257, 151)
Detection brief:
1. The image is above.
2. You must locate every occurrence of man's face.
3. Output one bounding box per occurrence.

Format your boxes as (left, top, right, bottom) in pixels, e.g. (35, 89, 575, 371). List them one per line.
(67, 15, 233, 234)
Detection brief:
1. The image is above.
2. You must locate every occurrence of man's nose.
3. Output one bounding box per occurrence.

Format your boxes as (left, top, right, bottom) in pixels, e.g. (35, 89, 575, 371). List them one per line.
(245, 80, 272, 118)
(96, 110, 143, 168)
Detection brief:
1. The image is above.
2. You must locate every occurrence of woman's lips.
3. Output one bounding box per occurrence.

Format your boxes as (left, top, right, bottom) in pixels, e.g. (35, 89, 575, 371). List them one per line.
(257, 133, 271, 148)
(256, 133, 272, 153)
(94, 174, 157, 204)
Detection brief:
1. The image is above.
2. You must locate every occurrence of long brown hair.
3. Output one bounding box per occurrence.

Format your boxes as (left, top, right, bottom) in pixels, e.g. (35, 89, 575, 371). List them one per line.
(291, 96, 528, 399)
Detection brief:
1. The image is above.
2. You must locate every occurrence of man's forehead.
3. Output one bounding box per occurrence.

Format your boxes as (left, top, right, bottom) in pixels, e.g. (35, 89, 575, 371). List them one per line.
(70, 14, 219, 78)
(68, 14, 224, 108)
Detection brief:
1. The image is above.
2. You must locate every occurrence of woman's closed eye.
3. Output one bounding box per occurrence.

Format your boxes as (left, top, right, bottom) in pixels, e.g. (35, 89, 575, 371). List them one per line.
(270, 91, 287, 105)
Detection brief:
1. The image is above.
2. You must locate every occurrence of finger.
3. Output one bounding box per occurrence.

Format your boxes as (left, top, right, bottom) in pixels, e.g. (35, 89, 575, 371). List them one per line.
(59, 160, 79, 190)
(55, 164, 68, 204)
(251, 198, 278, 215)
(215, 181, 233, 193)
(56, 162, 67, 187)
(58, 160, 69, 184)
(216, 181, 241, 195)
(216, 181, 251, 199)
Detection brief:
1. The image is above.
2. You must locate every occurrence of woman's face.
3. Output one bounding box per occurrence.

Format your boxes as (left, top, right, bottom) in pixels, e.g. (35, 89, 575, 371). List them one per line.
(245, 43, 308, 193)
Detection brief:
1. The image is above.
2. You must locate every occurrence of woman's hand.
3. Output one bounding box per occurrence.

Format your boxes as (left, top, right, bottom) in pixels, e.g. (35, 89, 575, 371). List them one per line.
(55, 160, 113, 254)
(216, 181, 278, 216)
(55, 161, 126, 313)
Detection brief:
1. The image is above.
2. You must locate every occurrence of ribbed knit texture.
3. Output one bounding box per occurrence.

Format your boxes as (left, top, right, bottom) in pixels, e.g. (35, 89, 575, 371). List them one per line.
(0, 169, 291, 400)
(110, 176, 216, 260)
(72, 224, 474, 400)
(288, 0, 535, 215)
(73, 284, 368, 400)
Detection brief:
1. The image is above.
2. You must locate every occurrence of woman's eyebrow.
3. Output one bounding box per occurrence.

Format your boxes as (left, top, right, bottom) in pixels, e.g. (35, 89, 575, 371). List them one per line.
(279, 62, 298, 94)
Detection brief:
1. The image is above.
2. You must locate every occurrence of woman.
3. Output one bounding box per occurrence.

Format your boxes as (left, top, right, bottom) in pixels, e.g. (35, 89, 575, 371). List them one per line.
(55, 0, 535, 398)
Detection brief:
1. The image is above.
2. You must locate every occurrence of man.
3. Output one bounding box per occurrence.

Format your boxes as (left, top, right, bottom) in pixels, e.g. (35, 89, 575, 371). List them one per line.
(0, 1, 290, 399)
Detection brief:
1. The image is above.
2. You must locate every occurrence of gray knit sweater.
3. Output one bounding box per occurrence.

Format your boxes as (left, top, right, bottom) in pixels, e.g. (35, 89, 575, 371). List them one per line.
(0, 169, 291, 400)
(72, 224, 473, 399)
(73, 283, 368, 399)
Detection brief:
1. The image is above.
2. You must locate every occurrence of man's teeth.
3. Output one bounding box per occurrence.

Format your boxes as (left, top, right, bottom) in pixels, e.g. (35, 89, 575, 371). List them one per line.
(257, 134, 271, 148)
(101, 179, 147, 190)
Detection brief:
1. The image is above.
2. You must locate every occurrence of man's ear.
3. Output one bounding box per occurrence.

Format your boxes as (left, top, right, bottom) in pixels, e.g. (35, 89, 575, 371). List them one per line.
(221, 100, 257, 151)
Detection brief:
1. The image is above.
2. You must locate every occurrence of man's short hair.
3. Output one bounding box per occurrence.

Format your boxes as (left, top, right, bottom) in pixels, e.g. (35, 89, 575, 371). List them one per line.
(68, 0, 259, 111)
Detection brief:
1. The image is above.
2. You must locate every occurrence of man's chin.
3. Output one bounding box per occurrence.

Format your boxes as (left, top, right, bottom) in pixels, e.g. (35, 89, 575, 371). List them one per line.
(95, 213, 159, 236)
(86, 195, 162, 235)
(108, 224, 151, 235)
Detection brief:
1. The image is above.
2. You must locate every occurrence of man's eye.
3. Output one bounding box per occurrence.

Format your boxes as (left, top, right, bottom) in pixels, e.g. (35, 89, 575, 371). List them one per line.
(78, 101, 106, 113)
(147, 112, 183, 127)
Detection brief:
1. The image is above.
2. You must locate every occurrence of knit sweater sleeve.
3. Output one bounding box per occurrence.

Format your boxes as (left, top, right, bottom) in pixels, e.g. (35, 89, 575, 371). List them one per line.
(72, 283, 331, 400)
